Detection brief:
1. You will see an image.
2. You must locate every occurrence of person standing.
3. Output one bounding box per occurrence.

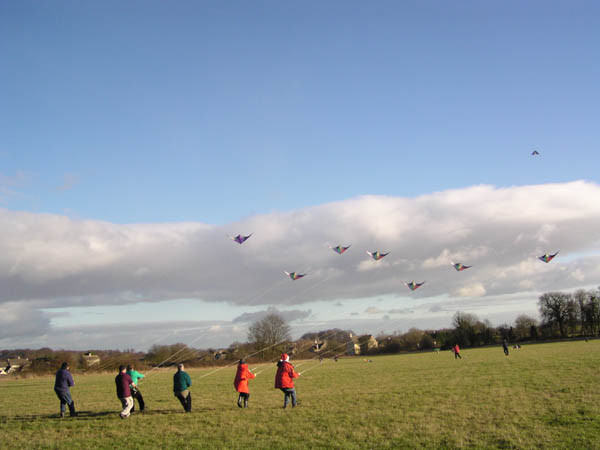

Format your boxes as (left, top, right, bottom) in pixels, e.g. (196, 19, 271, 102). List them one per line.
(234, 359, 255, 408)
(453, 344, 462, 359)
(502, 339, 509, 356)
(115, 365, 134, 419)
(274, 353, 300, 409)
(54, 362, 76, 418)
(173, 363, 192, 412)
(126, 364, 145, 412)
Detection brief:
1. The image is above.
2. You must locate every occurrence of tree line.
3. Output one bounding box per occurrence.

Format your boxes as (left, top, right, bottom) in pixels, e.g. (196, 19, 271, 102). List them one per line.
(3, 288, 598, 375)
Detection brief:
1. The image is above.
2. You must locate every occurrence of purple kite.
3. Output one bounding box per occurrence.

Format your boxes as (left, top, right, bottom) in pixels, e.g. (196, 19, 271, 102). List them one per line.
(404, 281, 425, 291)
(284, 271, 306, 281)
(229, 233, 252, 244)
(538, 251, 559, 263)
(451, 262, 472, 272)
(329, 244, 351, 255)
(366, 250, 389, 261)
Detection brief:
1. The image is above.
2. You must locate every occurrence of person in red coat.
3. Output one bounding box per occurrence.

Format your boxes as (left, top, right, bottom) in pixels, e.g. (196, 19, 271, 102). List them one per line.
(274, 353, 300, 408)
(453, 344, 462, 359)
(233, 359, 255, 408)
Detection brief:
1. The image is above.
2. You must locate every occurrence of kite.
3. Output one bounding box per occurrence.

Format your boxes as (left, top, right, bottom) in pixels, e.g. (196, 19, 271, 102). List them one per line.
(329, 244, 351, 255)
(284, 271, 306, 280)
(404, 281, 425, 291)
(538, 251, 559, 263)
(451, 262, 472, 272)
(229, 233, 252, 244)
(531, 150, 540, 156)
(366, 250, 389, 261)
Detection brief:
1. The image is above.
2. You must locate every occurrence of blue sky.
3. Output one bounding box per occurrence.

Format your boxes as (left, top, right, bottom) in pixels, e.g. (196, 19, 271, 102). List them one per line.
(1, 1, 599, 350)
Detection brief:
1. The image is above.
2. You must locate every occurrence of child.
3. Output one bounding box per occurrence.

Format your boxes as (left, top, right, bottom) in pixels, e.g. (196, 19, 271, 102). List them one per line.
(234, 359, 255, 408)
(453, 344, 462, 359)
(274, 353, 300, 408)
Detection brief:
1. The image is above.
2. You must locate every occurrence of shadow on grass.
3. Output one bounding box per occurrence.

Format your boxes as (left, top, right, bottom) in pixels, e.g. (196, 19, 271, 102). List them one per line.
(4, 409, 188, 422)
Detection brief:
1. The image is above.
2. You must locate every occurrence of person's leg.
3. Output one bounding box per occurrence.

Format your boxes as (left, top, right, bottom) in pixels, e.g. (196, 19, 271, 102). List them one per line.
(237, 393, 243, 408)
(281, 388, 289, 408)
(136, 389, 145, 411)
(185, 392, 192, 412)
(55, 389, 69, 417)
(120, 397, 133, 418)
(243, 393, 249, 408)
(290, 388, 297, 407)
(175, 391, 188, 410)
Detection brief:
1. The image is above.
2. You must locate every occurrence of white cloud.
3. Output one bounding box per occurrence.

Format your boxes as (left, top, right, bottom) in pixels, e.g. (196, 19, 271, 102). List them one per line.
(2, 181, 600, 348)
(454, 283, 487, 297)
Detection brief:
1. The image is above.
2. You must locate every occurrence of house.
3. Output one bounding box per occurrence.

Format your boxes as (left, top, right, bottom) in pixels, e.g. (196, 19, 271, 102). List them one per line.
(358, 335, 378, 354)
(82, 352, 101, 367)
(6, 357, 30, 373)
(214, 350, 228, 360)
(346, 334, 361, 356)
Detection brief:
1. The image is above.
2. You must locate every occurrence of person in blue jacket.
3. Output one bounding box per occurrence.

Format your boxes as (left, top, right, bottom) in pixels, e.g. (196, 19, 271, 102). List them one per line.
(54, 362, 76, 418)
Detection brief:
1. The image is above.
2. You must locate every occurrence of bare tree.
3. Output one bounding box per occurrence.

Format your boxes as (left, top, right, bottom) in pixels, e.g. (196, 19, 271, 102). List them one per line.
(247, 314, 291, 359)
(538, 292, 571, 337)
(514, 314, 538, 340)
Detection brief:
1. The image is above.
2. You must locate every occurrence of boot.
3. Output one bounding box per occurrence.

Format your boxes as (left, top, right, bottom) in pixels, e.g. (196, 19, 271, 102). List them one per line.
(243, 394, 249, 408)
(69, 401, 77, 417)
(237, 395, 243, 408)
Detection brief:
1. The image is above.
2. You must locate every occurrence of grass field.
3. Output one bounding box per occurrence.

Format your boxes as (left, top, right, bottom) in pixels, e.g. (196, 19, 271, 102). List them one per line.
(2, 341, 600, 449)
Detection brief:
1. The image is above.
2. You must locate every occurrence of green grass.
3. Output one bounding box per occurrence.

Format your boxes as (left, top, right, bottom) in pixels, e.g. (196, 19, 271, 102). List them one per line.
(2, 341, 600, 449)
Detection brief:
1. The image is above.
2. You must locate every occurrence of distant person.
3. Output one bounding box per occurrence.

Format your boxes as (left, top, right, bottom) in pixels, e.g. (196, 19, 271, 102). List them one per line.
(173, 363, 192, 412)
(126, 364, 145, 412)
(503, 339, 509, 356)
(234, 359, 255, 408)
(452, 344, 462, 359)
(275, 353, 299, 409)
(54, 362, 76, 418)
(115, 365, 134, 419)
(333, 355, 338, 362)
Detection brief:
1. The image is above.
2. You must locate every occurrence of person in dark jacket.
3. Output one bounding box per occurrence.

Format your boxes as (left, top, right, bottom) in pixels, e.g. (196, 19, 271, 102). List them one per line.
(54, 362, 76, 418)
(115, 365, 134, 418)
(173, 363, 192, 412)
(274, 353, 300, 408)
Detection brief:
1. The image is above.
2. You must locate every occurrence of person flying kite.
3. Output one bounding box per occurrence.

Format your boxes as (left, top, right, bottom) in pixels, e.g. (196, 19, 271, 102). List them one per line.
(538, 251, 559, 263)
(229, 233, 252, 244)
(284, 271, 306, 280)
(366, 250, 389, 261)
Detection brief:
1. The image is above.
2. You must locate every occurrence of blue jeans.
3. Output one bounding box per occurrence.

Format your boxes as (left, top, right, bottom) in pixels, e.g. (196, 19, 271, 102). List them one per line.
(280, 388, 297, 408)
(54, 389, 73, 413)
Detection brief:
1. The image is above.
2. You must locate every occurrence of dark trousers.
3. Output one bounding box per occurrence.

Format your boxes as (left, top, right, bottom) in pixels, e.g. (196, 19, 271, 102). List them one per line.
(280, 388, 297, 408)
(175, 390, 192, 412)
(454, 352, 461, 359)
(503, 347, 509, 356)
(131, 387, 145, 412)
(54, 389, 76, 416)
(237, 393, 250, 408)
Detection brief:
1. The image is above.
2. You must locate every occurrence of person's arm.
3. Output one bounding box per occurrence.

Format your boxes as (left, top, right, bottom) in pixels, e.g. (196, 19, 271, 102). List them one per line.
(68, 372, 75, 387)
(186, 372, 192, 387)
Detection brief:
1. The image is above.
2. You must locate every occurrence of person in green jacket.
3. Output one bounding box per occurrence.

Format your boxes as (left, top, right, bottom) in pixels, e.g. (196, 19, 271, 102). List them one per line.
(173, 363, 192, 412)
(126, 364, 145, 412)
